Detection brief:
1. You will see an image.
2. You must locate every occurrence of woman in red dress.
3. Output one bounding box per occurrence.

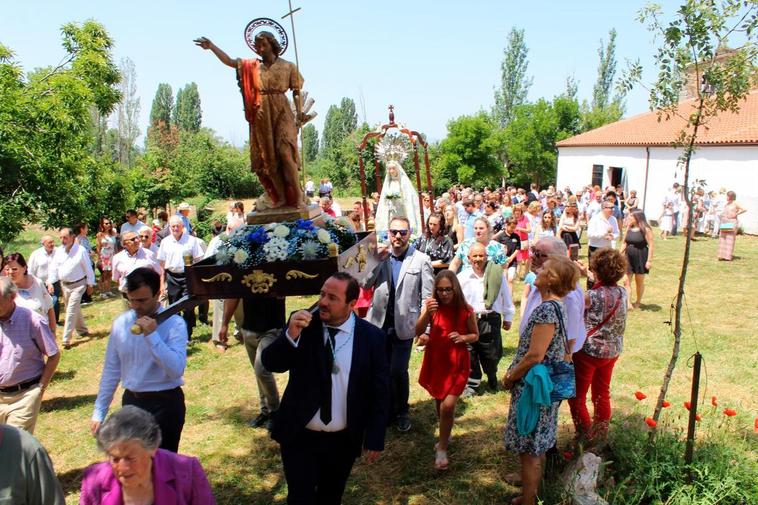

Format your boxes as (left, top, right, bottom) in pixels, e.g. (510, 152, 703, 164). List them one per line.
(416, 270, 478, 470)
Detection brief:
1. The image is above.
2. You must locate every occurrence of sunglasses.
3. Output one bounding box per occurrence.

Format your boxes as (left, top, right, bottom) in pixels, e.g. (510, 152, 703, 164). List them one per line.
(389, 229, 409, 237)
(139, 235, 151, 239)
(125, 237, 140, 242)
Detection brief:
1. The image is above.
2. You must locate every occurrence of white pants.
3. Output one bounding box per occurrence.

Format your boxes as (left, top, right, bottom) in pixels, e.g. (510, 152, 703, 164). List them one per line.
(61, 279, 88, 343)
(211, 300, 244, 343)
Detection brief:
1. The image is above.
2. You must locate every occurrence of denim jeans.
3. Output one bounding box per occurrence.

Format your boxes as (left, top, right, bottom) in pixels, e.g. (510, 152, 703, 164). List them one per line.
(385, 332, 412, 418)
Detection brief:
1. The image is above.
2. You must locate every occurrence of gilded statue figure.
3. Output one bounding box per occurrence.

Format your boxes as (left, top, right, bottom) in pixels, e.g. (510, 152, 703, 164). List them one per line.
(195, 33, 305, 210)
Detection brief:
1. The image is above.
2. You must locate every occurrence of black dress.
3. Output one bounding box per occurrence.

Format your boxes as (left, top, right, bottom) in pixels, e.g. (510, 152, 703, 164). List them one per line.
(625, 227, 649, 274)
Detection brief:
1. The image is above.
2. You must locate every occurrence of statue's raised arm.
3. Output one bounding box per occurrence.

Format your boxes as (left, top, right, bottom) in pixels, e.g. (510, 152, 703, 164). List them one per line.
(194, 37, 237, 68)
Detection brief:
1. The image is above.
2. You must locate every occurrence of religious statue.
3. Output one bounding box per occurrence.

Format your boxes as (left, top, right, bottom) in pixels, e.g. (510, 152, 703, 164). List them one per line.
(374, 160, 422, 239)
(195, 27, 311, 211)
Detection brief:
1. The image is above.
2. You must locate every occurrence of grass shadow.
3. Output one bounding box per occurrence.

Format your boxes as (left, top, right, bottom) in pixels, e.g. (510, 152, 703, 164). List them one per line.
(57, 466, 86, 496)
(639, 303, 662, 312)
(50, 369, 76, 383)
(68, 332, 108, 348)
(42, 393, 97, 412)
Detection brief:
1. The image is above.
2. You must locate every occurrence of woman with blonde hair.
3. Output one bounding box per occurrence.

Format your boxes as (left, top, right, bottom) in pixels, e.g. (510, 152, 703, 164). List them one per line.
(502, 255, 579, 505)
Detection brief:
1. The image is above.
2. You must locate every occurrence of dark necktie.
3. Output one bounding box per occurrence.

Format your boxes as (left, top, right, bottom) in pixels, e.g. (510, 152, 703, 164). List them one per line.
(320, 327, 340, 424)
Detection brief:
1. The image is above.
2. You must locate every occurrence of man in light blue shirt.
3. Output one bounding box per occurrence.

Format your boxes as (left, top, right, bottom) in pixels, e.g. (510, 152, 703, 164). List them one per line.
(89, 267, 188, 452)
(459, 197, 482, 240)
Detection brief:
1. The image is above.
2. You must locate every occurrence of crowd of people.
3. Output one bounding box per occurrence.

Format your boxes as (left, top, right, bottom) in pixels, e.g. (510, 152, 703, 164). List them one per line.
(0, 179, 749, 505)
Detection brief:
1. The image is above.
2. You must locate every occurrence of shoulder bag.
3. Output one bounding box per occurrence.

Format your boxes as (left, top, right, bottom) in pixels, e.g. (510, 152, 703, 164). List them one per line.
(544, 300, 576, 403)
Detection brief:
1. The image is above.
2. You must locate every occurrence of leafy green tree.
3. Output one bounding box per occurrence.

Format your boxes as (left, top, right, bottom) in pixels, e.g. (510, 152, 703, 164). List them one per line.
(503, 95, 581, 186)
(301, 123, 319, 163)
(493, 28, 533, 128)
(174, 82, 202, 132)
(149, 83, 173, 127)
(320, 104, 342, 158)
(432, 112, 505, 188)
(0, 20, 121, 243)
(338, 97, 357, 138)
(620, 0, 757, 438)
(592, 28, 618, 110)
(581, 29, 625, 131)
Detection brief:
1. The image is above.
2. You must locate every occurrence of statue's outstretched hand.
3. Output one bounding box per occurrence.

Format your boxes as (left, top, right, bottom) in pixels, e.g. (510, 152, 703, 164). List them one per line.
(194, 37, 212, 50)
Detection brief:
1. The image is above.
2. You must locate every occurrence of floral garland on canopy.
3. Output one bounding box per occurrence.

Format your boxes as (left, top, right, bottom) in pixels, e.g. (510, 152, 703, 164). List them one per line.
(214, 217, 358, 269)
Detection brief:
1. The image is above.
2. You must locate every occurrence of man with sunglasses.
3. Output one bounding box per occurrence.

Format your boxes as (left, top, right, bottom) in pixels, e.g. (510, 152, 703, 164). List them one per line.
(365, 217, 433, 432)
(587, 200, 620, 260)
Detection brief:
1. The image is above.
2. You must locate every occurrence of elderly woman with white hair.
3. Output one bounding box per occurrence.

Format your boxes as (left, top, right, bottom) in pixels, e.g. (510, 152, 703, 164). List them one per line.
(80, 406, 215, 505)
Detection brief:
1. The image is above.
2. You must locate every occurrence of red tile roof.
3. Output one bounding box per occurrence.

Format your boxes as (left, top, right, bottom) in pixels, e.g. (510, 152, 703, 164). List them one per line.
(557, 90, 758, 147)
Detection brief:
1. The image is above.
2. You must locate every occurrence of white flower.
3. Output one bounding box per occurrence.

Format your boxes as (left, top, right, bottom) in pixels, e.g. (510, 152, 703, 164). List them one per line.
(273, 224, 290, 238)
(317, 229, 332, 244)
(300, 240, 320, 260)
(263, 237, 289, 262)
(233, 249, 249, 265)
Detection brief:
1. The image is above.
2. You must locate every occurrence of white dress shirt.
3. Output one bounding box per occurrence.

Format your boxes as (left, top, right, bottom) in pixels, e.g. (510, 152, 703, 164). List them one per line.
(587, 214, 619, 249)
(111, 247, 163, 292)
(47, 243, 96, 285)
(92, 307, 187, 422)
(120, 220, 146, 236)
(157, 233, 204, 274)
(585, 200, 602, 222)
(286, 313, 356, 432)
(457, 268, 516, 322)
(521, 282, 586, 352)
(27, 247, 55, 283)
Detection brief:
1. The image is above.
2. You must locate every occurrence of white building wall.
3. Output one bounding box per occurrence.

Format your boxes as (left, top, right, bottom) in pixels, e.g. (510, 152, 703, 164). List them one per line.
(556, 145, 758, 234)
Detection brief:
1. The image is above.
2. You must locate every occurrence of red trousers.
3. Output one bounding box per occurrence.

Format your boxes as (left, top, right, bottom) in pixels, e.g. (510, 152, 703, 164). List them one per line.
(567, 350, 619, 439)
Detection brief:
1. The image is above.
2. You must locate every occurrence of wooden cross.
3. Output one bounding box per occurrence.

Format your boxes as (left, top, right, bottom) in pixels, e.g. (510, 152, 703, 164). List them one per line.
(281, 0, 302, 70)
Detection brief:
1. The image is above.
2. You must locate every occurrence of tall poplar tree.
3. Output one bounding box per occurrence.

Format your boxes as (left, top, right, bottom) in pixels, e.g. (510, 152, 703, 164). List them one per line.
(116, 57, 140, 167)
(149, 83, 173, 128)
(174, 82, 202, 132)
(493, 27, 533, 128)
(301, 123, 319, 163)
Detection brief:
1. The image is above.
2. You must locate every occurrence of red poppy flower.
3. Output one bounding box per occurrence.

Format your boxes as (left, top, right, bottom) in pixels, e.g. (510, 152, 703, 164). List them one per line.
(645, 417, 657, 428)
(684, 401, 692, 411)
(695, 414, 701, 422)
(662, 401, 670, 408)
(711, 396, 718, 407)
(754, 418, 758, 433)
(723, 408, 737, 417)
(634, 391, 647, 401)
(562, 450, 574, 460)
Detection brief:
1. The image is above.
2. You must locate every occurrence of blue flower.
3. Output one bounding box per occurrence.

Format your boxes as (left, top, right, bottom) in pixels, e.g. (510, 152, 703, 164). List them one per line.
(294, 219, 316, 232)
(246, 228, 269, 245)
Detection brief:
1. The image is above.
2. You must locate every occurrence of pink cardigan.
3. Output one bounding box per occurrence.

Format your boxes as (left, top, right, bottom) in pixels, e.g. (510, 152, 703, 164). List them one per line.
(79, 449, 216, 505)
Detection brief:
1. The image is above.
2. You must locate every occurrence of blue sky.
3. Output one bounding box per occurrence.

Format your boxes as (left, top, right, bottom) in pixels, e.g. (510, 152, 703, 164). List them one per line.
(2, 0, 686, 145)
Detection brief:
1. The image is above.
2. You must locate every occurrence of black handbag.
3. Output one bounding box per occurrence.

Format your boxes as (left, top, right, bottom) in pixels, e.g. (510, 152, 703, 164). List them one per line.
(544, 301, 576, 402)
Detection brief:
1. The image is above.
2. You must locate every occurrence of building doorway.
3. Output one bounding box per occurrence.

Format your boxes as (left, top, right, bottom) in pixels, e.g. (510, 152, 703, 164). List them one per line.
(610, 166, 623, 188)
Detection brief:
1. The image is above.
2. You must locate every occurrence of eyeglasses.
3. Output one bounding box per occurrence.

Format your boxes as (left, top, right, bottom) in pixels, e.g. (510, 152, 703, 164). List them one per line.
(436, 287, 453, 293)
(389, 229, 409, 237)
(125, 237, 140, 242)
(139, 235, 151, 239)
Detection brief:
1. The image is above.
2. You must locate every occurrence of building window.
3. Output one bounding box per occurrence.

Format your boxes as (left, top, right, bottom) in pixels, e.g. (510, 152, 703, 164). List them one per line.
(592, 165, 603, 187)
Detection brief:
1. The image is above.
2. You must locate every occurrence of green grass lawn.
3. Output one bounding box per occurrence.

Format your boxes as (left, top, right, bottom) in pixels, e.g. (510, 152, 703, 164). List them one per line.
(4, 228, 757, 504)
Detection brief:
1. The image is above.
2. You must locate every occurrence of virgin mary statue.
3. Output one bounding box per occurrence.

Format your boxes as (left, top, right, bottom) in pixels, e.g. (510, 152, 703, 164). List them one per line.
(374, 160, 422, 238)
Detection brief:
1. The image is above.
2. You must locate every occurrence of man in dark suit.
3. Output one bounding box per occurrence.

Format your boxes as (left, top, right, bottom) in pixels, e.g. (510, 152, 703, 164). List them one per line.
(262, 272, 389, 505)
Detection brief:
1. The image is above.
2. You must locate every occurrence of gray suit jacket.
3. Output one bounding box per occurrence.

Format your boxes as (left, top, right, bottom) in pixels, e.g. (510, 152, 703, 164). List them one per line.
(364, 248, 434, 340)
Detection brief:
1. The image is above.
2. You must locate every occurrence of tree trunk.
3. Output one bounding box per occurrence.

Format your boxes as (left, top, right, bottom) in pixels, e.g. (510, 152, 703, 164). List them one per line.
(648, 103, 703, 443)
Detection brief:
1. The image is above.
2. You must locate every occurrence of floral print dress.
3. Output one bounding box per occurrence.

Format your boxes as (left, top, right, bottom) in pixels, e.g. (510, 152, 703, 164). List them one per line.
(504, 300, 568, 455)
